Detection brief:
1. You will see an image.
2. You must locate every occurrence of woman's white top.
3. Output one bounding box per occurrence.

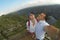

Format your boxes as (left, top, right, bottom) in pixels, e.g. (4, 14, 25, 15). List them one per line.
(26, 19, 37, 33)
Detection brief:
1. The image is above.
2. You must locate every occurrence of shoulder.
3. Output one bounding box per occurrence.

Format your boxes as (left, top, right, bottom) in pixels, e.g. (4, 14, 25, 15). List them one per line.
(26, 20, 29, 24)
(26, 20, 30, 25)
(27, 20, 30, 23)
(44, 21, 50, 26)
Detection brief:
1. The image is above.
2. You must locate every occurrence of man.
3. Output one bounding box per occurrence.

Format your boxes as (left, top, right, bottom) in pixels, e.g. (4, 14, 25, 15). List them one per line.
(35, 13, 50, 40)
(26, 12, 37, 38)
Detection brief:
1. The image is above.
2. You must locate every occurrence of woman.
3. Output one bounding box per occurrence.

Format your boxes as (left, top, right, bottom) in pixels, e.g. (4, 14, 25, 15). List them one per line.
(26, 12, 37, 38)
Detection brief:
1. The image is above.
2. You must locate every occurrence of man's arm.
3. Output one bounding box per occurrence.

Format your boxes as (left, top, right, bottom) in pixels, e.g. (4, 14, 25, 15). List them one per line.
(44, 25, 59, 38)
(44, 26, 50, 32)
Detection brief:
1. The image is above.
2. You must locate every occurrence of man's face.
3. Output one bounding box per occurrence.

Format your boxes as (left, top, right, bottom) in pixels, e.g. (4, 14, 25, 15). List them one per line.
(38, 13, 46, 20)
(29, 13, 35, 20)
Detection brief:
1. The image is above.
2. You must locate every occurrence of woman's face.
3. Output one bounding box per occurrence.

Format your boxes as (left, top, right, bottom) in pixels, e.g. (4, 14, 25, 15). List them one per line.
(29, 14, 35, 20)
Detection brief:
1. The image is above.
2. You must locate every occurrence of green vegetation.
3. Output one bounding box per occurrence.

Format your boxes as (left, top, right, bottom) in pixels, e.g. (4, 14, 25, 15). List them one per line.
(0, 14, 28, 40)
(0, 13, 60, 40)
(53, 19, 60, 28)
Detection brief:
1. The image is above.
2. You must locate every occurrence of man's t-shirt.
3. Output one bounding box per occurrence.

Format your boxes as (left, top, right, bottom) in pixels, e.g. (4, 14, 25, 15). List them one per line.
(35, 20, 49, 40)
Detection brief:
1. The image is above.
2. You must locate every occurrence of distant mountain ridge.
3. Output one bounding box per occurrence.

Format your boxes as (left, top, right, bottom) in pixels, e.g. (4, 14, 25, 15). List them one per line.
(8, 5, 60, 19)
(0, 5, 60, 40)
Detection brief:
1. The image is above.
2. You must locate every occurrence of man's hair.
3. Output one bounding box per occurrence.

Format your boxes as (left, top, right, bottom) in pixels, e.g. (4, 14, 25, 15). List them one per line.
(39, 12, 46, 15)
(30, 12, 35, 14)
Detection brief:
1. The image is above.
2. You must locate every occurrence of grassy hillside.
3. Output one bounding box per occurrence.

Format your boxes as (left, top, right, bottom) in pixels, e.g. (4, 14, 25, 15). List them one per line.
(0, 13, 60, 40)
(0, 5, 60, 40)
(53, 19, 60, 28)
(0, 14, 28, 40)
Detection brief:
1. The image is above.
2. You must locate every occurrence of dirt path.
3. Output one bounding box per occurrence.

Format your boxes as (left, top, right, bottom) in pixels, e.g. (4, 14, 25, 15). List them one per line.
(20, 34, 33, 40)
(8, 30, 33, 40)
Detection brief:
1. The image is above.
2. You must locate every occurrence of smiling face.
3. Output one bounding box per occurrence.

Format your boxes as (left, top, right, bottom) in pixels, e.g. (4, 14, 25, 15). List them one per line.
(38, 13, 46, 20)
(29, 13, 35, 20)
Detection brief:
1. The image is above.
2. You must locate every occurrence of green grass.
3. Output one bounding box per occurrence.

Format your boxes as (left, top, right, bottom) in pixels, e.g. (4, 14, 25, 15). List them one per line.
(0, 14, 60, 40)
(53, 19, 60, 28)
(0, 14, 27, 40)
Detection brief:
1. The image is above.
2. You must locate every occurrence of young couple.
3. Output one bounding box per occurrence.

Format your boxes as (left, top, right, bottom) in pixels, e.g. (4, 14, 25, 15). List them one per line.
(26, 12, 50, 40)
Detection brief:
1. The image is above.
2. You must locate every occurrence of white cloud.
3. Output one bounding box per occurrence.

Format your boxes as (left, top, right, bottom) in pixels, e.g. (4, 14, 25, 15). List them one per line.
(51, 0, 60, 4)
(0, 0, 60, 16)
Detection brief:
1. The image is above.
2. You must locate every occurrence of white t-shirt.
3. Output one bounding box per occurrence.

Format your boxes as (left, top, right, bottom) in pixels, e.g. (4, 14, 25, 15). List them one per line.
(26, 19, 37, 33)
(35, 20, 49, 40)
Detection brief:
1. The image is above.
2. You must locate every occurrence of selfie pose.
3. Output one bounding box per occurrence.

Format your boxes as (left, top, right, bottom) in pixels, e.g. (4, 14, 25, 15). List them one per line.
(35, 13, 50, 40)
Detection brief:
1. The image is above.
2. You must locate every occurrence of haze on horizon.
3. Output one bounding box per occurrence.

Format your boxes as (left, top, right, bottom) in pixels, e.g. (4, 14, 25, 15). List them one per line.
(0, 0, 60, 16)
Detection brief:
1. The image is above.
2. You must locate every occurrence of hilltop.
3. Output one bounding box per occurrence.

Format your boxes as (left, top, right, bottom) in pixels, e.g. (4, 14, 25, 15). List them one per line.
(0, 5, 60, 40)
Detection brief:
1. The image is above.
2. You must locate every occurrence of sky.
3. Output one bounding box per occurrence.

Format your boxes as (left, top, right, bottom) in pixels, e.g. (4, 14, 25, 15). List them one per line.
(0, 0, 60, 16)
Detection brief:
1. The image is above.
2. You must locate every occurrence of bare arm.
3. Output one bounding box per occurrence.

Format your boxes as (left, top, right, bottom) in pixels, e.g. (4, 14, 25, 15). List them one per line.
(44, 26, 50, 32)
